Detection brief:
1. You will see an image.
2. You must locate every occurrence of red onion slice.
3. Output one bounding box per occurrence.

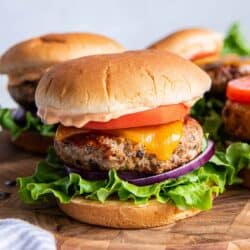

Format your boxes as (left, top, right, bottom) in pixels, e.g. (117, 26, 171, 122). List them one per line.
(123, 140, 214, 186)
(64, 140, 214, 186)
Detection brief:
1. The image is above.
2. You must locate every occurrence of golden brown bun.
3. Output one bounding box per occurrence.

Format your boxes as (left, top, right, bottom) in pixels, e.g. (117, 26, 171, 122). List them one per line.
(36, 50, 211, 127)
(6, 130, 53, 154)
(148, 28, 223, 60)
(0, 33, 125, 75)
(58, 197, 200, 229)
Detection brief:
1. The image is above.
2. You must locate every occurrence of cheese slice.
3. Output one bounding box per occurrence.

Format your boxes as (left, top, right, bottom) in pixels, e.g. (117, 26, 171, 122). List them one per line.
(109, 121, 183, 160)
(56, 126, 90, 141)
(56, 121, 183, 161)
(193, 54, 220, 65)
(194, 54, 250, 67)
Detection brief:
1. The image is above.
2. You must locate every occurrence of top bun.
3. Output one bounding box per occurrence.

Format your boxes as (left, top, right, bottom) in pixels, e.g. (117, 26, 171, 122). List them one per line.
(36, 50, 211, 127)
(148, 28, 223, 60)
(0, 33, 125, 75)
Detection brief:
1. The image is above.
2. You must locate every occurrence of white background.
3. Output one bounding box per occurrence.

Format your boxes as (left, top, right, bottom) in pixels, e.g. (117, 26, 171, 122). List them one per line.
(1, 0, 250, 107)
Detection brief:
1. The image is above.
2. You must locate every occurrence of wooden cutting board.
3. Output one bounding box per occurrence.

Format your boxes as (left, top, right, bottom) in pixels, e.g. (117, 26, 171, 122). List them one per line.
(0, 131, 250, 250)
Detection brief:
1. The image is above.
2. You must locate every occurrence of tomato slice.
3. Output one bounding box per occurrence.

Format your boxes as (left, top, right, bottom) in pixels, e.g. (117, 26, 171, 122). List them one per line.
(83, 104, 188, 130)
(227, 76, 250, 103)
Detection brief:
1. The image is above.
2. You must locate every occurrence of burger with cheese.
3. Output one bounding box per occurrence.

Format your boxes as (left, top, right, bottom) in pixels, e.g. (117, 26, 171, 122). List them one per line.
(18, 50, 243, 228)
(0, 33, 124, 153)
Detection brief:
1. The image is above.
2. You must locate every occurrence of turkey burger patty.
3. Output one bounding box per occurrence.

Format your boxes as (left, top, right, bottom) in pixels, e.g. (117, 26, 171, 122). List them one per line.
(222, 100, 250, 141)
(222, 76, 250, 142)
(55, 118, 203, 174)
(202, 61, 250, 97)
(8, 80, 39, 109)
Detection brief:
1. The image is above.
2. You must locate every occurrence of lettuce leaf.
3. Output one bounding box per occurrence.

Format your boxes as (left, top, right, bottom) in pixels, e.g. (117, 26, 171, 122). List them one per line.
(222, 22, 250, 56)
(0, 108, 55, 140)
(17, 143, 248, 210)
(191, 97, 226, 147)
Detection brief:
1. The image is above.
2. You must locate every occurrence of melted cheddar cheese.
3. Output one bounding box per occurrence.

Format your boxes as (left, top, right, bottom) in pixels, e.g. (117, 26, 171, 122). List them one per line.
(56, 121, 183, 161)
(109, 121, 183, 160)
(193, 55, 219, 65)
(194, 54, 250, 67)
(56, 126, 90, 141)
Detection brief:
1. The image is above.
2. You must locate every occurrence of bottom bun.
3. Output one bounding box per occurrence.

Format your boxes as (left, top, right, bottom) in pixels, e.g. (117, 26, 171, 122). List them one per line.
(240, 168, 250, 189)
(58, 198, 200, 229)
(6, 130, 53, 154)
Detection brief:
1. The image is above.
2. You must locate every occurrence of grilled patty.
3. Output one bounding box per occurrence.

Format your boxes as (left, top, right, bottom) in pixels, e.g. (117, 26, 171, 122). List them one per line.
(202, 63, 250, 96)
(222, 100, 250, 142)
(8, 80, 39, 109)
(54, 118, 203, 174)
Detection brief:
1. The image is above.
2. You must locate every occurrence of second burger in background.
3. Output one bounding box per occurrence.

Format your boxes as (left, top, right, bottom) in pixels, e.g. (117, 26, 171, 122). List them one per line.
(223, 77, 250, 142)
(148, 24, 250, 142)
(222, 77, 250, 188)
(18, 50, 245, 228)
(0, 33, 124, 153)
(148, 24, 250, 97)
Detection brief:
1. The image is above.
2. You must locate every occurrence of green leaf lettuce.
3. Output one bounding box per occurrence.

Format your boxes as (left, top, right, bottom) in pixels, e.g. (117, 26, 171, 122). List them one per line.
(0, 108, 55, 139)
(223, 22, 250, 56)
(17, 143, 249, 211)
(191, 97, 226, 147)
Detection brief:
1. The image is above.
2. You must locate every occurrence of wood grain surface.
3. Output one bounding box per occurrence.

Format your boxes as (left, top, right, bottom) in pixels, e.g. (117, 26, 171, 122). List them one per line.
(0, 131, 249, 250)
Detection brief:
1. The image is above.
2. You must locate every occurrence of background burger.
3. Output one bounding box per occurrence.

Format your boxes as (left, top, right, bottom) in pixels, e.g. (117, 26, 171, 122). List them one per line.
(148, 27, 223, 64)
(148, 24, 250, 143)
(222, 76, 250, 188)
(0, 33, 124, 153)
(18, 50, 244, 228)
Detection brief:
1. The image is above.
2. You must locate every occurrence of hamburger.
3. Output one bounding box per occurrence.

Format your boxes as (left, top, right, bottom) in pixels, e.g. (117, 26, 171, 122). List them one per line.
(148, 25, 250, 142)
(0, 33, 124, 153)
(18, 50, 243, 228)
(223, 77, 250, 141)
(222, 77, 250, 188)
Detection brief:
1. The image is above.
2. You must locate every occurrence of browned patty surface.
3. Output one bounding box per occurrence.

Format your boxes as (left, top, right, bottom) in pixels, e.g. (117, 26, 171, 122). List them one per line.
(202, 63, 250, 96)
(222, 100, 250, 142)
(54, 118, 203, 174)
(8, 80, 38, 108)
